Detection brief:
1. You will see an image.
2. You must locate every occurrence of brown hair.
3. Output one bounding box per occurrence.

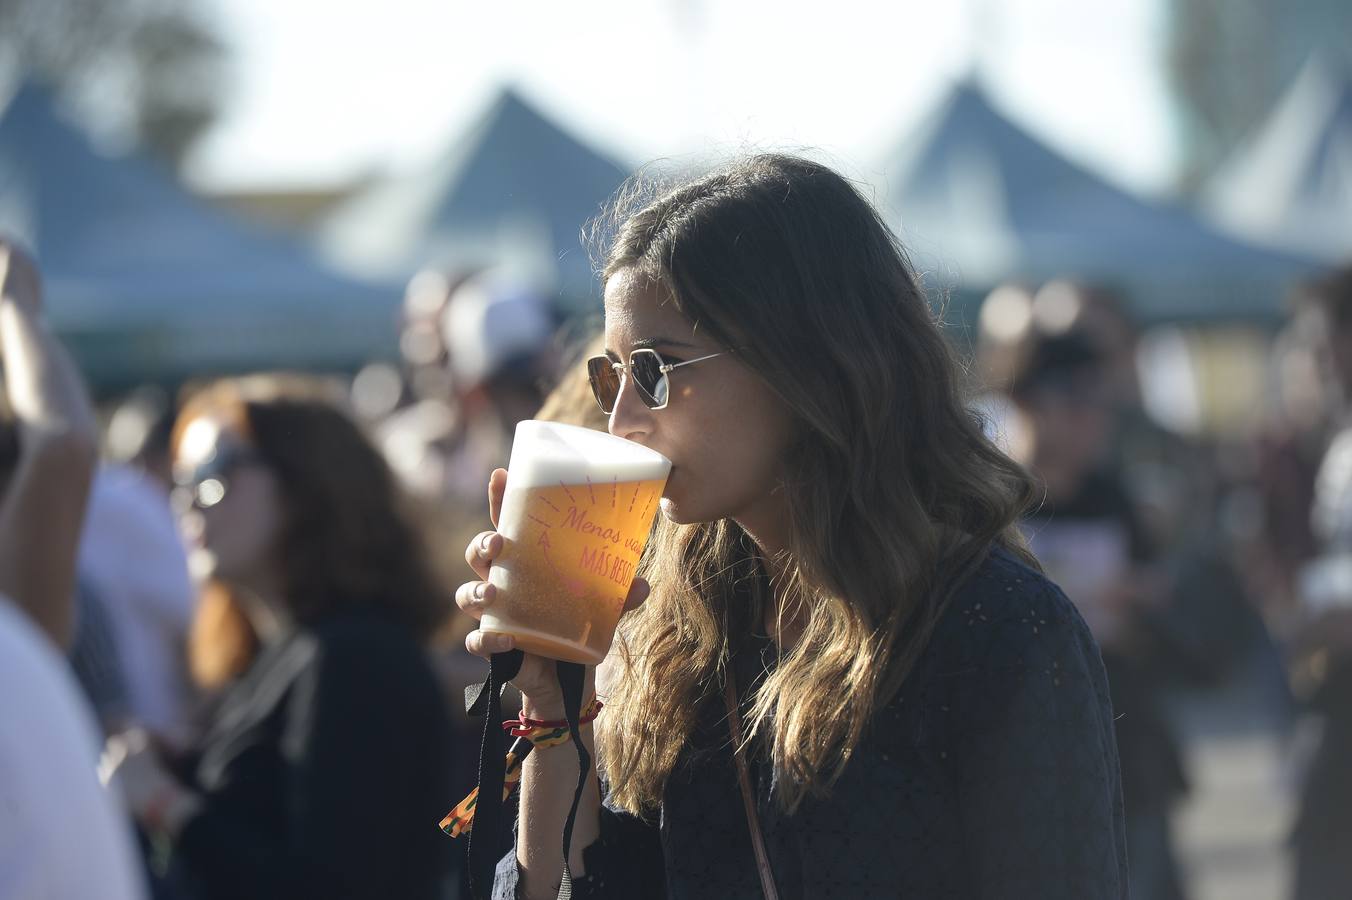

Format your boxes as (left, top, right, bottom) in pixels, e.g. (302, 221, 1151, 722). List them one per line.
(591, 154, 1038, 814)
(188, 580, 258, 688)
(174, 375, 448, 640)
(534, 331, 610, 431)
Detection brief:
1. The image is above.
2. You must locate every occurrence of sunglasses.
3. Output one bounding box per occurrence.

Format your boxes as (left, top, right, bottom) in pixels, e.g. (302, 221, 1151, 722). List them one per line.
(585, 348, 725, 414)
(172, 445, 266, 513)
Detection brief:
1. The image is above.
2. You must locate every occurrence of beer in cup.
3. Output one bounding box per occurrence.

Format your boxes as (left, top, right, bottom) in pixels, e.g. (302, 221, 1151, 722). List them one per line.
(480, 420, 671, 664)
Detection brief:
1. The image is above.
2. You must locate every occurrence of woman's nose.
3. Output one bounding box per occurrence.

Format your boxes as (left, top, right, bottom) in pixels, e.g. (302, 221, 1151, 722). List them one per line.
(607, 369, 655, 443)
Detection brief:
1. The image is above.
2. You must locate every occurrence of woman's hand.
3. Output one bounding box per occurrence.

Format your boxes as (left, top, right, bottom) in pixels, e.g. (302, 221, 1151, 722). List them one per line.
(456, 468, 650, 714)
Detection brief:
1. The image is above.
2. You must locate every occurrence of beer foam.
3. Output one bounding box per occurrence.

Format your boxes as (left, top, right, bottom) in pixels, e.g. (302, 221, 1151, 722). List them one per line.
(506, 420, 671, 488)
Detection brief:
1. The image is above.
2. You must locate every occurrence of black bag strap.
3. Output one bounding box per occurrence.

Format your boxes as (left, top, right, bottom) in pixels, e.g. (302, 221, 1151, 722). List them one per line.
(555, 660, 588, 899)
(465, 653, 590, 900)
(466, 649, 524, 898)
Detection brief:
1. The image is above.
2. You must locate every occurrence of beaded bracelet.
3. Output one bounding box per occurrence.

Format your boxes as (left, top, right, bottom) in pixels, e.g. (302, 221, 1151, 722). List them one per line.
(439, 696, 603, 838)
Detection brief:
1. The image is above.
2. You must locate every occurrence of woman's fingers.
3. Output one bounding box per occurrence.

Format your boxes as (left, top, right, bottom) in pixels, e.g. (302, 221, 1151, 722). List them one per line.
(463, 469, 508, 581)
(465, 628, 516, 658)
(488, 468, 508, 530)
(454, 579, 496, 619)
(621, 576, 651, 614)
(455, 578, 522, 660)
(464, 530, 502, 581)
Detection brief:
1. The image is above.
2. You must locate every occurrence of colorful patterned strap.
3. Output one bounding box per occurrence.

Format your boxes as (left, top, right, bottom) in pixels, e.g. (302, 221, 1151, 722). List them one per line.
(440, 738, 529, 838)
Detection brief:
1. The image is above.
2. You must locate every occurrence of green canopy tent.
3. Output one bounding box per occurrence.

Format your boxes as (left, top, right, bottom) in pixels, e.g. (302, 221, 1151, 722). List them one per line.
(881, 81, 1319, 327)
(0, 81, 401, 390)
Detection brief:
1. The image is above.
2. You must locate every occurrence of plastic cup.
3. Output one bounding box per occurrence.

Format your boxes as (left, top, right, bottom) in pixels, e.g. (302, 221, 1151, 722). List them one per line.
(479, 420, 671, 664)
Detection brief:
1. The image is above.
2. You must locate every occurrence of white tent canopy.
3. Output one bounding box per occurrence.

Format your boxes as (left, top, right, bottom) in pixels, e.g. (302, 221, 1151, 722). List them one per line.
(317, 88, 631, 311)
(0, 81, 400, 387)
(1205, 52, 1352, 264)
(881, 82, 1317, 323)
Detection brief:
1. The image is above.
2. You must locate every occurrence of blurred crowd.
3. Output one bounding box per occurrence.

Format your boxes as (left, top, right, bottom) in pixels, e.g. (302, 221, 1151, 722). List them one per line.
(2, 224, 1352, 899)
(0, 246, 571, 900)
(973, 269, 1352, 900)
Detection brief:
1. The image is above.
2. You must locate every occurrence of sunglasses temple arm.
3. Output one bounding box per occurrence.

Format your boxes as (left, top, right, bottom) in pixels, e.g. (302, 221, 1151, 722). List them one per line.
(664, 351, 725, 372)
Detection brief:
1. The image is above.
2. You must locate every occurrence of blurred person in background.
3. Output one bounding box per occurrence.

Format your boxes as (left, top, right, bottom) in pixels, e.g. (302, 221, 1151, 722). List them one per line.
(979, 280, 1205, 535)
(439, 271, 557, 478)
(76, 390, 196, 739)
(1024, 281, 1271, 689)
(1247, 269, 1352, 632)
(1007, 325, 1190, 900)
(100, 376, 458, 900)
(376, 267, 558, 673)
(1284, 265, 1352, 900)
(369, 268, 471, 500)
(378, 267, 557, 508)
(1033, 282, 1195, 533)
(0, 238, 146, 898)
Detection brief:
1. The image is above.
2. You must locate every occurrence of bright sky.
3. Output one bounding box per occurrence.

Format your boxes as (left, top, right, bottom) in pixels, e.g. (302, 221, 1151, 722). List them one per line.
(186, 0, 1179, 196)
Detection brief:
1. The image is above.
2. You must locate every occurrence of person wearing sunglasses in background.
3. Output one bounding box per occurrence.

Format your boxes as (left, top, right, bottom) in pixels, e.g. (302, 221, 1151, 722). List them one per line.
(455, 156, 1127, 899)
(100, 376, 459, 900)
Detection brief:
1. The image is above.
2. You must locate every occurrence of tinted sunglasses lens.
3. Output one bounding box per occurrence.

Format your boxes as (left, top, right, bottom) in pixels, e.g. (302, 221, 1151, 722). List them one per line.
(172, 445, 262, 511)
(629, 350, 669, 407)
(586, 356, 620, 413)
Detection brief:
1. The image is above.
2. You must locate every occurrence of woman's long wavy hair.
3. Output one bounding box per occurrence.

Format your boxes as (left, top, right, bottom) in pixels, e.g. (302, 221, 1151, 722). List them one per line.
(592, 155, 1039, 815)
(173, 376, 449, 647)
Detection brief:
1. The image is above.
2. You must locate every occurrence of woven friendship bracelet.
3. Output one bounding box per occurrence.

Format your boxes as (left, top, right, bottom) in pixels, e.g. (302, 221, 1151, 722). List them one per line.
(439, 696, 603, 838)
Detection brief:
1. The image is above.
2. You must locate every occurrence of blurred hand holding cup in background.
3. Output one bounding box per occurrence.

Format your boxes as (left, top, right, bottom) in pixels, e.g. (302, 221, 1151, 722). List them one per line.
(479, 420, 670, 665)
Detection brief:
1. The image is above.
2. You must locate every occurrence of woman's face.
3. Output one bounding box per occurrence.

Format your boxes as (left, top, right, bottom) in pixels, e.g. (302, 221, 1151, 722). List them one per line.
(603, 269, 797, 537)
(174, 416, 286, 587)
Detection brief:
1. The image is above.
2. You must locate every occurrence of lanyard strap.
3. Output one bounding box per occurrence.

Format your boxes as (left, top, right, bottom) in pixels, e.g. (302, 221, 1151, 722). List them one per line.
(723, 672, 781, 900)
(555, 660, 588, 899)
(466, 649, 524, 898)
(465, 652, 589, 900)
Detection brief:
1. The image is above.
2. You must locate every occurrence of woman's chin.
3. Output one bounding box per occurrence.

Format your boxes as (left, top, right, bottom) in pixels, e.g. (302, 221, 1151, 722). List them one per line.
(658, 495, 718, 526)
(658, 496, 693, 525)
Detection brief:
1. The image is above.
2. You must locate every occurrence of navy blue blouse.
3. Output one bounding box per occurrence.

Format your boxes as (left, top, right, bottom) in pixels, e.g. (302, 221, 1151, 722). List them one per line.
(495, 546, 1128, 899)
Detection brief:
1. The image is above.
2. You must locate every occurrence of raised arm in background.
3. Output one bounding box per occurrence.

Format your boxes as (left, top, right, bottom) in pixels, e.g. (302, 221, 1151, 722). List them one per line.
(0, 238, 99, 647)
